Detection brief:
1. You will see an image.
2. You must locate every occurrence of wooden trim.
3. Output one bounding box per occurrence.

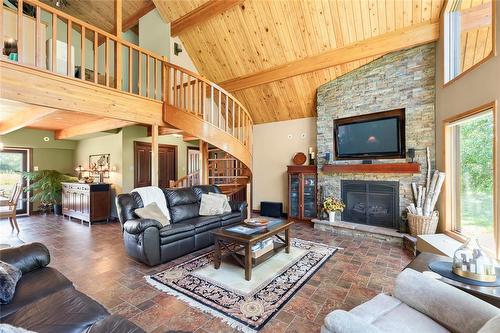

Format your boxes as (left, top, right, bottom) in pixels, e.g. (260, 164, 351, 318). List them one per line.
(321, 163, 420, 174)
(170, 0, 244, 37)
(287, 165, 317, 173)
(151, 124, 159, 186)
(55, 118, 136, 139)
(122, 1, 155, 32)
(442, 0, 496, 87)
(0, 106, 57, 134)
(219, 22, 439, 92)
(443, 101, 498, 258)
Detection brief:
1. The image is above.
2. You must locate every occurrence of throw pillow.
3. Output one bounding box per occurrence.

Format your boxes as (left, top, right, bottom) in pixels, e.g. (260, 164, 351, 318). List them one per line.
(135, 202, 170, 227)
(0, 261, 22, 304)
(0, 324, 37, 333)
(208, 192, 232, 213)
(199, 193, 226, 215)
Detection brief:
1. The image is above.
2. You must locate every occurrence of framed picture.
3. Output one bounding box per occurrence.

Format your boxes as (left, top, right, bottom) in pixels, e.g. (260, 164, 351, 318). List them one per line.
(88, 154, 110, 179)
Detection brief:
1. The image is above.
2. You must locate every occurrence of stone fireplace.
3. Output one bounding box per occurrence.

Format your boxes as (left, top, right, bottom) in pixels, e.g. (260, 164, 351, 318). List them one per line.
(316, 43, 436, 231)
(341, 180, 399, 228)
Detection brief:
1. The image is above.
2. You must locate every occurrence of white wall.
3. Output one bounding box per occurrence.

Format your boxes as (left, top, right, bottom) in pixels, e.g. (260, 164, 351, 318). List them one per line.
(252, 117, 316, 212)
(139, 10, 170, 57)
(169, 36, 198, 73)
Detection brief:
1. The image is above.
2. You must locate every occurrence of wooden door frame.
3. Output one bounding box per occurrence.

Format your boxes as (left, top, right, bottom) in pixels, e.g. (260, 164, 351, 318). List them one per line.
(186, 146, 200, 174)
(133, 141, 178, 188)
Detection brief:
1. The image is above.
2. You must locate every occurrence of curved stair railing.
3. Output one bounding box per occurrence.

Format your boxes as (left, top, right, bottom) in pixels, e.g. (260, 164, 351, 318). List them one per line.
(3, 0, 253, 201)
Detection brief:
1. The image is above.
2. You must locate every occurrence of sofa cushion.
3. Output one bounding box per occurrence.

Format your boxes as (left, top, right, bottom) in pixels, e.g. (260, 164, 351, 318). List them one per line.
(3, 287, 109, 333)
(159, 223, 195, 244)
(164, 188, 198, 207)
(479, 314, 500, 333)
(183, 216, 221, 233)
(0, 267, 73, 319)
(323, 310, 383, 333)
(0, 261, 22, 304)
(350, 294, 449, 333)
(394, 268, 500, 333)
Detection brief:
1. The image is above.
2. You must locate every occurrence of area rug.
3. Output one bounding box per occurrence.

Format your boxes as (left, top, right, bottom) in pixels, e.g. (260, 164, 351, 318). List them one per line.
(146, 238, 337, 332)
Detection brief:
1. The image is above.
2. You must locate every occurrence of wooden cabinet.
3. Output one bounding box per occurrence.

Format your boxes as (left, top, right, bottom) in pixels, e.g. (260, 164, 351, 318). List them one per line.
(62, 183, 111, 226)
(287, 165, 317, 222)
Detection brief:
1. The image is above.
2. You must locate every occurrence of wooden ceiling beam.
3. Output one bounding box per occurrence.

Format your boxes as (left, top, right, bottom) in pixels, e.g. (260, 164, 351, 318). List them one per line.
(461, 2, 492, 32)
(219, 22, 440, 92)
(170, 0, 244, 37)
(0, 105, 57, 135)
(122, 1, 156, 32)
(55, 118, 136, 140)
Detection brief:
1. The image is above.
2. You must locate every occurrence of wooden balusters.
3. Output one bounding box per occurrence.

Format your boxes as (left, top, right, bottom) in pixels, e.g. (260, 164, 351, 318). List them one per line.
(105, 37, 110, 87)
(146, 55, 150, 98)
(52, 13, 57, 72)
(128, 47, 132, 93)
(137, 52, 142, 95)
(210, 86, 214, 124)
(67, 20, 72, 76)
(35, 6, 42, 68)
(93, 32, 98, 84)
(17, 0, 23, 62)
(80, 26, 85, 79)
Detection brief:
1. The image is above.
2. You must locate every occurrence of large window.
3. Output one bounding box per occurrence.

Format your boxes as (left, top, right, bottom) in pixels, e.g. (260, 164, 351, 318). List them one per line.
(444, 0, 495, 84)
(445, 106, 496, 256)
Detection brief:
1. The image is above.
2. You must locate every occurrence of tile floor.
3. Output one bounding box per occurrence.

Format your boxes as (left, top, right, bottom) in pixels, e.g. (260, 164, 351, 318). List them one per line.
(0, 215, 413, 332)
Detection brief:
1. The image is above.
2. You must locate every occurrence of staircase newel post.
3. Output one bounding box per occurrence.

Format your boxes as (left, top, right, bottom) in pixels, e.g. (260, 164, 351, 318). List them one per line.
(200, 140, 209, 185)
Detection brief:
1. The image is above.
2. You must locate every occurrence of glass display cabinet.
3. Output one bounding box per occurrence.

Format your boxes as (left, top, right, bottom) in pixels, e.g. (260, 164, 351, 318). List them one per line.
(287, 165, 317, 222)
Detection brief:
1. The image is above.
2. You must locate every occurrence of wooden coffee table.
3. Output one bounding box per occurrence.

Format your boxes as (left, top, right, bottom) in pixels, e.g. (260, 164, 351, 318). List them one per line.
(212, 221, 293, 281)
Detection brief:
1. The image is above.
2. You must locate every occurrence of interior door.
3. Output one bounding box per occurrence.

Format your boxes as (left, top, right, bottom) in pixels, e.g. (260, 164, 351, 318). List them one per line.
(187, 147, 200, 174)
(134, 142, 177, 188)
(0, 148, 30, 214)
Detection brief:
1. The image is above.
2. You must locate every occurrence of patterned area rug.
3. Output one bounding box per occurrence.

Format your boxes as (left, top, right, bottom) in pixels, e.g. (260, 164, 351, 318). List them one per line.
(146, 238, 337, 332)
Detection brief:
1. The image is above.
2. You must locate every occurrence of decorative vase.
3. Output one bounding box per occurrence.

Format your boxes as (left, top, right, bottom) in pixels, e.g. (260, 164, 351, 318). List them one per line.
(328, 211, 337, 223)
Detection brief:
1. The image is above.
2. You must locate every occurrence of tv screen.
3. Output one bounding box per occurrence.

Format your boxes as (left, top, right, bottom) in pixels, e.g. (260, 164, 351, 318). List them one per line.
(334, 109, 405, 159)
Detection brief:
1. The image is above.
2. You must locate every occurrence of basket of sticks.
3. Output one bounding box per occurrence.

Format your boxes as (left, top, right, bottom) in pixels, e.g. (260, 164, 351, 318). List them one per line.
(408, 211, 439, 236)
(406, 147, 446, 236)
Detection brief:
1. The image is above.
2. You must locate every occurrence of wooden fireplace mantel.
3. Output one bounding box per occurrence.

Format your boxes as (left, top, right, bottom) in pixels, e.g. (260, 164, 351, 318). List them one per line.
(321, 162, 420, 174)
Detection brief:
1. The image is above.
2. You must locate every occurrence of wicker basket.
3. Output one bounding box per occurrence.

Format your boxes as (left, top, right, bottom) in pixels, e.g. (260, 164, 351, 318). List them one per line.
(407, 211, 439, 237)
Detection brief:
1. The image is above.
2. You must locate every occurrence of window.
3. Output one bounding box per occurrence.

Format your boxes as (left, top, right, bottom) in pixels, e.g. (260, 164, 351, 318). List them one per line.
(445, 106, 496, 256)
(444, 0, 494, 83)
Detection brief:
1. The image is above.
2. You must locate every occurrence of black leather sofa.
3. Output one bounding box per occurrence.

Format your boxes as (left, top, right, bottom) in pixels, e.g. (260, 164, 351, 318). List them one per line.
(0, 242, 144, 333)
(117, 185, 248, 266)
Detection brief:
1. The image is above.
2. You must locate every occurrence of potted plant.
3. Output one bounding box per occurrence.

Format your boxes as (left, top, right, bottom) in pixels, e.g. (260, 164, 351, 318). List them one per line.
(323, 197, 345, 223)
(23, 170, 76, 215)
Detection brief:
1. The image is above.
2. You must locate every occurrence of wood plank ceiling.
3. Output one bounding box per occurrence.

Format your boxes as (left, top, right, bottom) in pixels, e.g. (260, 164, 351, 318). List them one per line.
(40, 0, 153, 33)
(154, 0, 445, 124)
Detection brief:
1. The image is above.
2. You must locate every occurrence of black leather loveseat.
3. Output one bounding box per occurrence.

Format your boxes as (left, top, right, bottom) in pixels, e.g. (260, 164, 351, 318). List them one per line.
(0, 242, 144, 333)
(117, 185, 247, 266)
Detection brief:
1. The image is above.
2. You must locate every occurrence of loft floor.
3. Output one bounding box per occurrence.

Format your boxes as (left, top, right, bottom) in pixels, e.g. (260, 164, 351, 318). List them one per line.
(0, 215, 412, 332)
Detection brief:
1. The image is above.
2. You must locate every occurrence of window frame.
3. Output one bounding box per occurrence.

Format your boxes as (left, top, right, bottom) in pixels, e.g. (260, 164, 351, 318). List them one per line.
(442, 0, 497, 87)
(443, 102, 498, 258)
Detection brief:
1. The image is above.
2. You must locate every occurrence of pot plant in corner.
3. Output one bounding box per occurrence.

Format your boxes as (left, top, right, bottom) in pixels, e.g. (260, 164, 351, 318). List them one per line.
(323, 197, 345, 223)
(23, 170, 76, 215)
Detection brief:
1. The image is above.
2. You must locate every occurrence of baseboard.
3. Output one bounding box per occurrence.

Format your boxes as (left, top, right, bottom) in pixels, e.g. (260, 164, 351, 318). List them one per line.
(252, 209, 288, 219)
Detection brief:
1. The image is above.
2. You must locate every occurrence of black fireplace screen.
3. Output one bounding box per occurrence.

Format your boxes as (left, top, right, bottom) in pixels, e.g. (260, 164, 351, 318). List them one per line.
(341, 180, 399, 228)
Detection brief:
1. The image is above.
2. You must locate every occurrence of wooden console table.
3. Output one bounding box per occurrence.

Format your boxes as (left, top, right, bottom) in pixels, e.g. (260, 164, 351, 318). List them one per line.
(61, 182, 111, 227)
(407, 252, 500, 307)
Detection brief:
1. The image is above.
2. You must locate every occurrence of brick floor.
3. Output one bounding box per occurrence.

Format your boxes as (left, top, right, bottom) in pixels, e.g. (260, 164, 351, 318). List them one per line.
(0, 215, 413, 332)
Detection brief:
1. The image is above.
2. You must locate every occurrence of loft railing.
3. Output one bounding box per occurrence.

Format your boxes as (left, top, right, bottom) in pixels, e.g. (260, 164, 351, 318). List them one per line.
(164, 63, 253, 151)
(1, 0, 253, 154)
(169, 171, 200, 188)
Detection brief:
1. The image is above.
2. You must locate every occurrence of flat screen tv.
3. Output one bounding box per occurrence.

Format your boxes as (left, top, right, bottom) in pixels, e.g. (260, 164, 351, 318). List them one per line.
(333, 109, 405, 160)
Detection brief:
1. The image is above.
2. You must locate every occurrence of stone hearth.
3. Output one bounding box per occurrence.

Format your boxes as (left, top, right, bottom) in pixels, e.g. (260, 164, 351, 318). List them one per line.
(312, 219, 403, 244)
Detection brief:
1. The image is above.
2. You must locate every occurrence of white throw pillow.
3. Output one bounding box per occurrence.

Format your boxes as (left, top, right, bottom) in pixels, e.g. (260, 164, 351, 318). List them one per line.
(135, 202, 170, 227)
(208, 192, 232, 213)
(199, 193, 227, 215)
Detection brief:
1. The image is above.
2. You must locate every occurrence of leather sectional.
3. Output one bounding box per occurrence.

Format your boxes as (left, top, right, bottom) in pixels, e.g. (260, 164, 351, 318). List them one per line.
(117, 185, 248, 266)
(0, 242, 144, 333)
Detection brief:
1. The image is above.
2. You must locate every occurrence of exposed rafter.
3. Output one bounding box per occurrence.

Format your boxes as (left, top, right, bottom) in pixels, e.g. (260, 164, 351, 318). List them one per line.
(122, 1, 156, 32)
(219, 22, 439, 92)
(0, 105, 57, 135)
(169, 0, 244, 37)
(54, 118, 136, 140)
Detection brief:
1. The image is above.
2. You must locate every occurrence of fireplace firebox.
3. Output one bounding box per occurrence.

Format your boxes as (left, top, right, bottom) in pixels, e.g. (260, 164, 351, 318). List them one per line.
(341, 180, 399, 228)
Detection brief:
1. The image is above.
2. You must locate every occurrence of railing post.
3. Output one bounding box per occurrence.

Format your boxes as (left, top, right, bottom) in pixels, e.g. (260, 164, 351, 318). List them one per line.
(52, 13, 57, 72)
(93, 32, 98, 83)
(105, 36, 110, 86)
(80, 26, 85, 79)
(151, 124, 159, 187)
(200, 141, 209, 185)
(162, 59, 168, 102)
(115, 0, 122, 90)
(128, 47, 132, 92)
(17, 0, 23, 63)
(35, 6, 42, 68)
(67, 20, 72, 77)
(138, 52, 142, 95)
